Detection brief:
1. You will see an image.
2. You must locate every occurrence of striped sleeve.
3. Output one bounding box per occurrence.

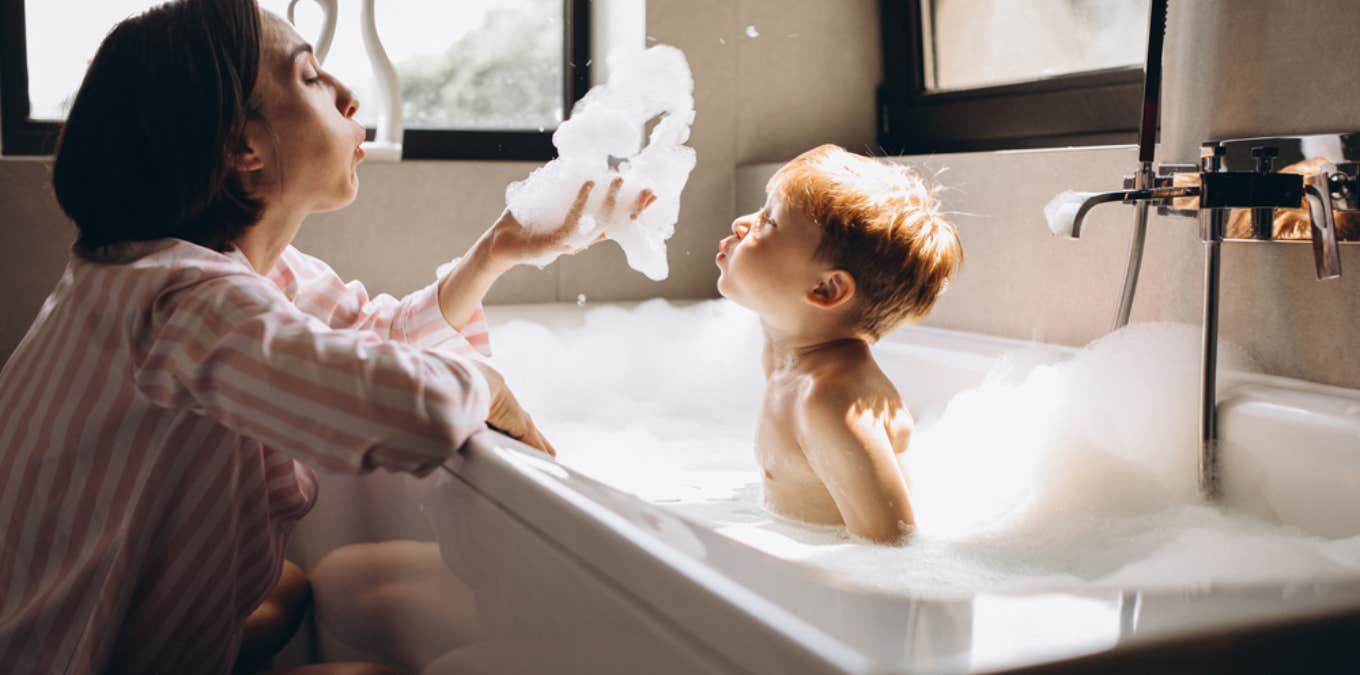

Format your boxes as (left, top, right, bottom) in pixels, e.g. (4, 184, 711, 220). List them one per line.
(280, 247, 492, 357)
(132, 271, 490, 475)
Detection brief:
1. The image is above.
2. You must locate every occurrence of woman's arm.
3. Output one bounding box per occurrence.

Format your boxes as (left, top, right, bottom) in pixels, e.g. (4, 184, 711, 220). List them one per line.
(272, 247, 489, 356)
(133, 271, 495, 474)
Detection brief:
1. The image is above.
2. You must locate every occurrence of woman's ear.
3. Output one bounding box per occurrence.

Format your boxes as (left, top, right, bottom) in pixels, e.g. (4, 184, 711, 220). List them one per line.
(230, 120, 267, 173)
(806, 269, 855, 309)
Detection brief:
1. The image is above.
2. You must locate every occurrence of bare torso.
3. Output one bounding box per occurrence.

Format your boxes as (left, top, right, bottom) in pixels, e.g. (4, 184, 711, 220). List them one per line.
(755, 340, 914, 532)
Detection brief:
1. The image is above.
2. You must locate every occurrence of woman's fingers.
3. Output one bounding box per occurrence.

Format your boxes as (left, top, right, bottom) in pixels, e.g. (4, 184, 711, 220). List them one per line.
(520, 424, 557, 458)
(630, 189, 657, 220)
(599, 176, 624, 221)
(541, 179, 658, 256)
(490, 418, 555, 458)
(558, 180, 596, 234)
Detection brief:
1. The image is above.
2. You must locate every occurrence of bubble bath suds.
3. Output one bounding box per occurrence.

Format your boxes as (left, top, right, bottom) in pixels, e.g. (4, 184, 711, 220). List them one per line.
(505, 46, 696, 281)
(490, 300, 1360, 594)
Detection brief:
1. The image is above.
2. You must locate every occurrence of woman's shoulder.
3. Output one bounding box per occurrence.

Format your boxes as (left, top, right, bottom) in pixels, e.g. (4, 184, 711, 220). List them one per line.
(74, 238, 275, 305)
(80, 238, 253, 275)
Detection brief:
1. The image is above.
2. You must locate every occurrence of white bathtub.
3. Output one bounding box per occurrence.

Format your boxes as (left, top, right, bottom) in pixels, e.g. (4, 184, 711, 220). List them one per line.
(290, 302, 1360, 674)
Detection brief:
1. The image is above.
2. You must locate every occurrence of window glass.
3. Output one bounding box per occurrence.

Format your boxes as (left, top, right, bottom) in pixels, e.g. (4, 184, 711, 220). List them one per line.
(922, 0, 1150, 92)
(258, 0, 565, 131)
(25, 0, 565, 131)
(24, 1, 162, 120)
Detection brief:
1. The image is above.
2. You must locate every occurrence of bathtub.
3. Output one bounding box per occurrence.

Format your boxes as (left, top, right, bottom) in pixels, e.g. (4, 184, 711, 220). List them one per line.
(290, 301, 1360, 674)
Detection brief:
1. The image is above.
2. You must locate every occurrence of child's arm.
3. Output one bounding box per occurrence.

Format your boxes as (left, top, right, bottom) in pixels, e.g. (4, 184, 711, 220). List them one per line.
(796, 386, 915, 543)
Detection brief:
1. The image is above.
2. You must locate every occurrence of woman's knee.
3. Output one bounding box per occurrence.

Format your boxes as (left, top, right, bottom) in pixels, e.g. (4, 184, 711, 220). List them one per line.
(237, 559, 313, 670)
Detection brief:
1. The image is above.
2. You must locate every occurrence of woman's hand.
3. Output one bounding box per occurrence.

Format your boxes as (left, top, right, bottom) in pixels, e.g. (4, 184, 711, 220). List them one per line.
(435, 176, 657, 333)
(485, 177, 658, 271)
(470, 360, 556, 457)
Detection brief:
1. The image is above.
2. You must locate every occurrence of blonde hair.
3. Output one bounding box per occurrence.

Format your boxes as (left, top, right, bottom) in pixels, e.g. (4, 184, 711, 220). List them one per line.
(769, 144, 962, 339)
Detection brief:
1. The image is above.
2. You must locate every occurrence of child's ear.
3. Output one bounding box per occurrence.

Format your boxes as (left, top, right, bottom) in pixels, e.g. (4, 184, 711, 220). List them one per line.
(806, 269, 855, 309)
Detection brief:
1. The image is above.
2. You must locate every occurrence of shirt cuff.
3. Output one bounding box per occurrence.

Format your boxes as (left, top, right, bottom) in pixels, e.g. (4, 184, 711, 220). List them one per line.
(398, 280, 493, 357)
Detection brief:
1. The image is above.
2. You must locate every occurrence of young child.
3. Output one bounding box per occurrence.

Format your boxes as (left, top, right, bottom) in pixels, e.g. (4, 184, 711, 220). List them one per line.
(715, 144, 962, 544)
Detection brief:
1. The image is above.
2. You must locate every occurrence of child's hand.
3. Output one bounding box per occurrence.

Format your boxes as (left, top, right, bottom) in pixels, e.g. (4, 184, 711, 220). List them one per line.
(470, 360, 556, 457)
(486, 177, 657, 270)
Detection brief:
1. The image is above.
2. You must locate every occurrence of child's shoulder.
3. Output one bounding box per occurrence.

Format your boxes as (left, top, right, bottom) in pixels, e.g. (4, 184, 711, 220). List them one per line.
(794, 356, 913, 454)
(797, 354, 899, 413)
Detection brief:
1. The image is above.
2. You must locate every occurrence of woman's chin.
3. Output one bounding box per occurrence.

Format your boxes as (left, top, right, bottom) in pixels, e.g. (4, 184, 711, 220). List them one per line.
(316, 182, 359, 213)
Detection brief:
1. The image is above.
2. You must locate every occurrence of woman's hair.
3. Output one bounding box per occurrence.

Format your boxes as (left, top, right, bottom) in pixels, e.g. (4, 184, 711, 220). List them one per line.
(52, 0, 265, 259)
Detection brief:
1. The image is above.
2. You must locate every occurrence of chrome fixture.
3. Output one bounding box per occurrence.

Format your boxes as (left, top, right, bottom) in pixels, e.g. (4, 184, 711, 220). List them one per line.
(1057, 132, 1359, 499)
(1112, 0, 1168, 332)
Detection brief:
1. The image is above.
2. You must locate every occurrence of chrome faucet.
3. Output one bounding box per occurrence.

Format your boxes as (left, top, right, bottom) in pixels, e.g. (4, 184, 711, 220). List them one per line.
(1046, 1, 1357, 501)
(1056, 136, 1356, 499)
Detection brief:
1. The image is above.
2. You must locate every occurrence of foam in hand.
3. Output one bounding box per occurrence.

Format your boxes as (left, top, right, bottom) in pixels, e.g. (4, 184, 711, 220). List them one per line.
(1043, 190, 1094, 238)
(505, 45, 696, 280)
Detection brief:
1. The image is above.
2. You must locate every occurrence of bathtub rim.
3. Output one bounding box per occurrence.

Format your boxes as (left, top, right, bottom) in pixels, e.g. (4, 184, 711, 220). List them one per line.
(447, 428, 1360, 675)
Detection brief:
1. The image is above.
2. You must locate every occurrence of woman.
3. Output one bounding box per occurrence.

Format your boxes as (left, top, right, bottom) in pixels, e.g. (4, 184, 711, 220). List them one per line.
(0, 1, 650, 672)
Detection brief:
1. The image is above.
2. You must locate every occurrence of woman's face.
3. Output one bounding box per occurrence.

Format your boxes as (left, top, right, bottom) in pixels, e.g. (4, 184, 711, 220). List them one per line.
(240, 11, 365, 215)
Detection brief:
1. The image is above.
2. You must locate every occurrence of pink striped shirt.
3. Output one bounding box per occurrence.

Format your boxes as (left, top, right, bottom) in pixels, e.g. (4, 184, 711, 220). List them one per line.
(0, 238, 492, 674)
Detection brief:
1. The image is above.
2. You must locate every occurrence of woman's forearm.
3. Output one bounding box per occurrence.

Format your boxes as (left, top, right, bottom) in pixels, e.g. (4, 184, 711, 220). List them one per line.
(437, 232, 512, 331)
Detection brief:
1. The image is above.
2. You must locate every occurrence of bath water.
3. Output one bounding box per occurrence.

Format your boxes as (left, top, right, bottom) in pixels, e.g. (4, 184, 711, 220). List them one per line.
(489, 299, 1360, 594)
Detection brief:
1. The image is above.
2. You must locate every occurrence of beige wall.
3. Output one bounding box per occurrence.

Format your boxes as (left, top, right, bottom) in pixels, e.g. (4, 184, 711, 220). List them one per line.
(739, 146, 1360, 390)
(1160, 0, 1360, 162)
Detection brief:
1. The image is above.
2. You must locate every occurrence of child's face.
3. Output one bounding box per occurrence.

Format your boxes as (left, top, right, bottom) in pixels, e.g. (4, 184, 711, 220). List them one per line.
(716, 191, 829, 318)
(241, 12, 367, 213)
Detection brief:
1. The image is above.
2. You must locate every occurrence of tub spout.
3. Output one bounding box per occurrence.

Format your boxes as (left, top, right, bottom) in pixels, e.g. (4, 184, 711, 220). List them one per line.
(1045, 184, 1202, 239)
(1303, 172, 1344, 279)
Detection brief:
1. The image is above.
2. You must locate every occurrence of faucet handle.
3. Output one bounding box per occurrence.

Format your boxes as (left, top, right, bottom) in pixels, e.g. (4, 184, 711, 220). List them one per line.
(1250, 145, 1278, 172)
(1249, 146, 1279, 240)
(1303, 171, 1343, 279)
(1200, 143, 1226, 172)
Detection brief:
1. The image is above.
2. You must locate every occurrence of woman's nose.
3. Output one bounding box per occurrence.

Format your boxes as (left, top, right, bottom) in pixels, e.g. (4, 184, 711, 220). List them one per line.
(337, 82, 359, 118)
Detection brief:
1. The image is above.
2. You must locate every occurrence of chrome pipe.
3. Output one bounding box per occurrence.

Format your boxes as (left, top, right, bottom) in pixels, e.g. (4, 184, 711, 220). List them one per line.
(1113, 163, 1155, 330)
(1199, 209, 1225, 501)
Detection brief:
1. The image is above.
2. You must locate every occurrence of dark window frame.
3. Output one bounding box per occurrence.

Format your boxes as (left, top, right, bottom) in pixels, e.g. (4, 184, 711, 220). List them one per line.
(1, 0, 590, 160)
(877, 0, 1144, 155)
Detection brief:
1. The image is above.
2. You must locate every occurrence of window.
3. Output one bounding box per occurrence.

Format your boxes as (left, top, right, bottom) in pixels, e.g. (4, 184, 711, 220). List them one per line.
(879, 0, 1150, 154)
(0, 0, 588, 159)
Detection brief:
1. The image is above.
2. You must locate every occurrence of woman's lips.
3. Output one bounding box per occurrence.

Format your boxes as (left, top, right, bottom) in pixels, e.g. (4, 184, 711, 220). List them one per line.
(355, 145, 366, 161)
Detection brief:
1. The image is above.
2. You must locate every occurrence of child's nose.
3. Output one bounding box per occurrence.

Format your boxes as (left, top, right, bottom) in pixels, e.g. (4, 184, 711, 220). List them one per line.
(731, 217, 750, 239)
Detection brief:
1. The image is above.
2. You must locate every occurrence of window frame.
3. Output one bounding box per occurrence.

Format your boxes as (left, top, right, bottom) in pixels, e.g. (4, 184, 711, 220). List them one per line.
(0, 0, 590, 160)
(877, 0, 1145, 155)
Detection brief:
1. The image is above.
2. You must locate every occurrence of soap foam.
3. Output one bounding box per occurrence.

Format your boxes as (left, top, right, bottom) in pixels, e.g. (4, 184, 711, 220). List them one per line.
(505, 46, 696, 280)
(488, 300, 1360, 594)
(1043, 190, 1093, 237)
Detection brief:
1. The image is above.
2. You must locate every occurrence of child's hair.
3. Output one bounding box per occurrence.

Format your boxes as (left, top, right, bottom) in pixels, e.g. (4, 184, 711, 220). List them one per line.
(769, 144, 962, 339)
(52, 0, 265, 260)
